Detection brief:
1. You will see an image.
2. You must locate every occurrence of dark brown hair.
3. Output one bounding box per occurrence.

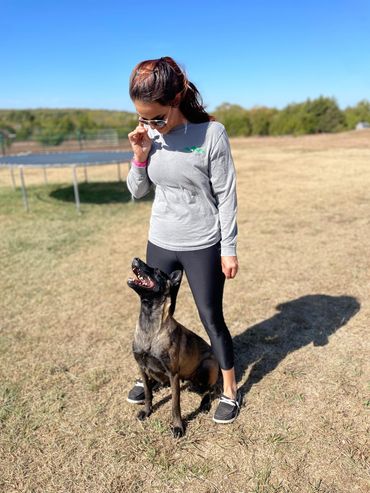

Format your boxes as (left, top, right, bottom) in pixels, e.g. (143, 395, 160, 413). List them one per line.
(129, 56, 213, 123)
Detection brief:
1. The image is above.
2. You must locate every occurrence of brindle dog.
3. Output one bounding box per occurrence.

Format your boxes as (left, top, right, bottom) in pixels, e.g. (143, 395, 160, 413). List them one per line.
(127, 257, 220, 437)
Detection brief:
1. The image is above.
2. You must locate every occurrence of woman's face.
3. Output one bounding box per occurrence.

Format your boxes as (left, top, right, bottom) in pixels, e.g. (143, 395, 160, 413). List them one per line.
(134, 100, 185, 135)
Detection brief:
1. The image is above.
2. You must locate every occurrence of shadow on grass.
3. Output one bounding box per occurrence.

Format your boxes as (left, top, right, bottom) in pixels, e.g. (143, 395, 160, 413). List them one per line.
(183, 294, 361, 424)
(128, 295, 360, 430)
(49, 181, 154, 204)
(233, 294, 361, 398)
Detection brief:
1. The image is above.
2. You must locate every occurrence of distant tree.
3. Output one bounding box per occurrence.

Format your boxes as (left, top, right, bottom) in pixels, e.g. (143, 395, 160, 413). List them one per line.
(301, 97, 345, 133)
(0, 110, 35, 140)
(37, 115, 76, 146)
(270, 102, 306, 135)
(248, 106, 279, 136)
(75, 113, 98, 142)
(270, 97, 345, 135)
(116, 120, 138, 139)
(344, 100, 370, 129)
(6, 110, 35, 125)
(213, 103, 252, 136)
(15, 125, 33, 140)
(76, 113, 97, 131)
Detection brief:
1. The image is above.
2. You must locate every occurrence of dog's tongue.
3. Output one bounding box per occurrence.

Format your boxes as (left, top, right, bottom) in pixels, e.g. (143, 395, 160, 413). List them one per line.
(130, 268, 155, 288)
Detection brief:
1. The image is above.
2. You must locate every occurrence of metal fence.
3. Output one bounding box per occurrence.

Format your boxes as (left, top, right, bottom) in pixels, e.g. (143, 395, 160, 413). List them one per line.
(1, 129, 131, 156)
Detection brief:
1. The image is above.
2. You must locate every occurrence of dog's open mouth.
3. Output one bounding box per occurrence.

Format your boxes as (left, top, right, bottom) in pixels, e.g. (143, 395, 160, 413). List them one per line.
(128, 266, 155, 289)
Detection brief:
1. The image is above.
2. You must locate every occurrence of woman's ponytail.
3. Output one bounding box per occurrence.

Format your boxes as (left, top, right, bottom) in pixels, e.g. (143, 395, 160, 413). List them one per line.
(129, 56, 213, 123)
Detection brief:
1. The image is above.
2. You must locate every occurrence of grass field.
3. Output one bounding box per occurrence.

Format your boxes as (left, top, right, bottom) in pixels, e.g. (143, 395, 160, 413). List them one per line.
(0, 131, 369, 493)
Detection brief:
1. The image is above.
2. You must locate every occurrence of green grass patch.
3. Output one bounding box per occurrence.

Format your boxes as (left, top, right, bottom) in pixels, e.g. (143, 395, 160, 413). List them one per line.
(0, 181, 153, 265)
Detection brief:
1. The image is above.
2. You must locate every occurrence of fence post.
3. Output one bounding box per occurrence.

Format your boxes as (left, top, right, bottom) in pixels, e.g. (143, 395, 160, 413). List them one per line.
(19, 166, 29, 212)
(72, 165, 81, 214)
(9, 166, 16, 189)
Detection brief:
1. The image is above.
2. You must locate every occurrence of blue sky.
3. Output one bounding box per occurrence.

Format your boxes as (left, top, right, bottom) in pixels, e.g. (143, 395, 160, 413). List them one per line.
(1, 0, 369, 112)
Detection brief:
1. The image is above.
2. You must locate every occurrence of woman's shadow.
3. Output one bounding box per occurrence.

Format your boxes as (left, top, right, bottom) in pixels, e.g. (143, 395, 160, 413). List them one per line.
(233, 294, 360, 397)
(182, 294, 359, 423)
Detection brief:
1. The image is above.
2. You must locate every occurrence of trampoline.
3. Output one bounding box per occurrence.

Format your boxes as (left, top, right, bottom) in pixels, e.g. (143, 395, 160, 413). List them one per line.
(0, 150, 133, 213)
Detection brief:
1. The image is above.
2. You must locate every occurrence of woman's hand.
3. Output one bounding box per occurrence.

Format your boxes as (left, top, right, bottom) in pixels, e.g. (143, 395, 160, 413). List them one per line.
(221, 256, 239, 279)
(128, 124, 152, 162)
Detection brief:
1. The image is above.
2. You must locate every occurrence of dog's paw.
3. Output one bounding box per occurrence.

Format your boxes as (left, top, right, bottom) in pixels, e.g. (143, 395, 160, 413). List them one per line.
(199, 394, 212, 413)
(172, 425, 184, 438)
(137, 409, 152, 421)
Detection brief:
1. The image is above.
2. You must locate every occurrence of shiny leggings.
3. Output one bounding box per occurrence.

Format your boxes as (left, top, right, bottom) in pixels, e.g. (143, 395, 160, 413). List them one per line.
(146, 240, 234, 370)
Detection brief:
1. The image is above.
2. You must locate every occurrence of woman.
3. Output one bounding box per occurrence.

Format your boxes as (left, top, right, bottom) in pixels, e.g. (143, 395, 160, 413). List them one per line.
(126, 56, 241, 423)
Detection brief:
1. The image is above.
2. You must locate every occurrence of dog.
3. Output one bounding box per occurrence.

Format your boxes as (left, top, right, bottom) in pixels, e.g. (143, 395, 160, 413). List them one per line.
(127, 257, 220, 437)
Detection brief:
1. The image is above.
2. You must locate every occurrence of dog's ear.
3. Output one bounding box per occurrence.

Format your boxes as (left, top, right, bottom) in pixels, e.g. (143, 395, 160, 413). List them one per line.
(169, 270, 182, 287)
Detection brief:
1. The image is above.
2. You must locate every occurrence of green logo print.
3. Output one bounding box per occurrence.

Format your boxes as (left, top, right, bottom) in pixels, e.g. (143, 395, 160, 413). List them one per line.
(183, 146, 205, 154)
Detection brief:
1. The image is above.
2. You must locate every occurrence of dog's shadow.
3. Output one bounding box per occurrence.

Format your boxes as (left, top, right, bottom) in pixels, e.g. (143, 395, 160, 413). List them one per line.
(147, 294, 360, 427)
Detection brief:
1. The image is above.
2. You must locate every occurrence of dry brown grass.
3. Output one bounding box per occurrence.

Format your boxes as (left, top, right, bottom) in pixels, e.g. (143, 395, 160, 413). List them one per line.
(0, 130, 369, 492)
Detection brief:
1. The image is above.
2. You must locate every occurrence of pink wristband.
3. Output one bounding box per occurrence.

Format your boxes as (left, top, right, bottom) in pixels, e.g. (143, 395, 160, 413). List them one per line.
(131, 158, 148, 168)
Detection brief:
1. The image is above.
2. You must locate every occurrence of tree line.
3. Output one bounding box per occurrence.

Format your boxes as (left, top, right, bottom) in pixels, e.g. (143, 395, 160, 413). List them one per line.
(0, 109, 137, 146)
(212, 98, 370, 137)
(0, 98, 369, 145)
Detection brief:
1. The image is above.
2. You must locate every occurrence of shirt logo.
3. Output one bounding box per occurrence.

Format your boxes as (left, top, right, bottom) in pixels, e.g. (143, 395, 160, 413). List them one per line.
(183, 146, 205, 154)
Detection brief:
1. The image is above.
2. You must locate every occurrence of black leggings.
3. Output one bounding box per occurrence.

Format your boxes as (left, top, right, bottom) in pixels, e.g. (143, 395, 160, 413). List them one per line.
(146, 241, 234, 370)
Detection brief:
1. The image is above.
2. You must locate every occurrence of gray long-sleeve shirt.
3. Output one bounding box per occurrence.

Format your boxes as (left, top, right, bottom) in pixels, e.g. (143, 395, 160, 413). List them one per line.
(126, 120, 238, 256)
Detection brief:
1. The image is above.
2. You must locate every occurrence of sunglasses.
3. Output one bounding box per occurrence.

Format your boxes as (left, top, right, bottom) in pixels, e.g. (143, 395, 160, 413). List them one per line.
(137, 106, 172, 129)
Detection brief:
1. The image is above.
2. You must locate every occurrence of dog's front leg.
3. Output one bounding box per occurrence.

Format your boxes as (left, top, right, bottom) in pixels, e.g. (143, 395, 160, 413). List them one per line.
(170, 373, 184, 438)
(137, 370, 153, 421)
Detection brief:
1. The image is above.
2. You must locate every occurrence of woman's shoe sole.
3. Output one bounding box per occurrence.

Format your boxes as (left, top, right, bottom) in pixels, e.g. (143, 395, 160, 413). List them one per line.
(127, 397, 145, 404)
(213, 412, 239, 424)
